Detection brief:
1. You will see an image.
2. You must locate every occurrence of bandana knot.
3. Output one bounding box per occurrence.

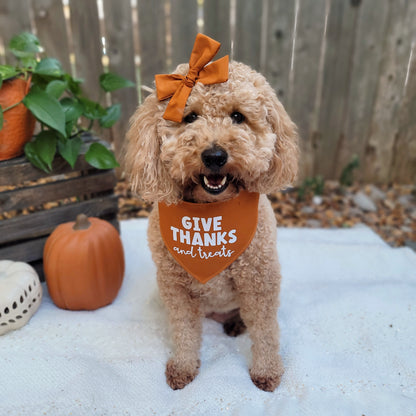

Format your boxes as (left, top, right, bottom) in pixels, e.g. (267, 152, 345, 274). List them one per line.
(155, 33, 229, 123)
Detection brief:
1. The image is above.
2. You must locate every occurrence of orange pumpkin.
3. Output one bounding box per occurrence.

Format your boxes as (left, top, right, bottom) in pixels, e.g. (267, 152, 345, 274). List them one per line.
(0, 77, 36, 161)
(43, 214, 125, 310)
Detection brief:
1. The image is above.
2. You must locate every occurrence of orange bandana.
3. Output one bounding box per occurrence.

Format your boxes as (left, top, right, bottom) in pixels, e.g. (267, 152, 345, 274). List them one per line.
(158, 191, 260, 284)
(155, 33, 229, 122)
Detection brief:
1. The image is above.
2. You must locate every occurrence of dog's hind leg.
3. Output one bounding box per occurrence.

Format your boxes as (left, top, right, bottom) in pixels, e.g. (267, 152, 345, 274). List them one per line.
(223, 309, 247, 337)
(206, 308, 247, 336)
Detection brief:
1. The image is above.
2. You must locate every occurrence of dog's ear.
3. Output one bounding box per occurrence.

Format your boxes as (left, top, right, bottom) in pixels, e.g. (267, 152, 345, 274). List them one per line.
(124, 93, 177, 203)
(259, 89, 299, 193)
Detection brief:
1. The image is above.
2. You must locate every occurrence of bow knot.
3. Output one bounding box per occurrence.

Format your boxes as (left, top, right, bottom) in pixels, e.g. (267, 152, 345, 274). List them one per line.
(155, 33, 229, 122)
(184, 74, 197, 88)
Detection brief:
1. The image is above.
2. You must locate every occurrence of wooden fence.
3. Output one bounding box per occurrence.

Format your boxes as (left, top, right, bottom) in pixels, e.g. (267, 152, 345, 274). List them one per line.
(0, 0, 415, 184)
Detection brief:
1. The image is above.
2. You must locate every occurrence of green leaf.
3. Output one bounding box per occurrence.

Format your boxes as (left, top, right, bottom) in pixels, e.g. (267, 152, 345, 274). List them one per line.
(65, 120, 76, 137)
(0, 65, 19, 81)
(58, 136, 82, 168)
(46, 80, 67, 99)
(9, 32, 42, 59)
(35, 131, 58, 170)
(0, 107, 3, 130)
(23, 86, 67, 137)
(99, 103, 121, 128)
(64, 74, 83, 96)
(79, 97, 106, 120)
(35, 58, 64, 77)
(99, 72, 135, 92)
(0, 74, 2, 89)
(19, 58, 38, 70)
(85, 142, 119, 169)
(24, 131, 57, 172)
(25, 142, 49, 172)
(60, 97, 84, 122)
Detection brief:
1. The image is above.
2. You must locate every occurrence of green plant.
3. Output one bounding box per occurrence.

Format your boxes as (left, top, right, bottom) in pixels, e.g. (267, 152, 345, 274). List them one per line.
(339, 155, 360, 187)
(297, 175, 325, 201)
(0, 32, 135, 172)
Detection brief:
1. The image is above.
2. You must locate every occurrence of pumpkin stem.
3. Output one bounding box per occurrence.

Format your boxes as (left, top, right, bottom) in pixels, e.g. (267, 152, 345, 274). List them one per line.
(73, 214, 91, 230)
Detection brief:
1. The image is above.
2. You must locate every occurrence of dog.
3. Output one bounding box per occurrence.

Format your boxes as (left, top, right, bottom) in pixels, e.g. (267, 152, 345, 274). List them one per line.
(125, 38, 298, 391)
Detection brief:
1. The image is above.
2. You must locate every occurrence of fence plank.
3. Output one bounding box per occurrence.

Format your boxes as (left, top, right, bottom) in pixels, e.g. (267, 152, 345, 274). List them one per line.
(170, 0, 198, 68)
(102, 0, 138, 160)
(203, 0, 231, 57)
(364, 0, 416, 183)
(233, 0, 263, 71)
(336, 0, 390, 180)
(264, 0, 295, 105)
(31, 0, 71, 73)
(288, 0, 327, 179)
(0, 0, 32, 63)
(137, 0, 167, 89)
(68, 0, 103, 103)
(313, 0, 359, 178)
(390, 0, 416, 183)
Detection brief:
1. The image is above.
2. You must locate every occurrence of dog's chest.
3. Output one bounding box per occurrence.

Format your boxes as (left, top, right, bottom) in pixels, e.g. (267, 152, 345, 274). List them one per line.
(191, 271, 239, 313)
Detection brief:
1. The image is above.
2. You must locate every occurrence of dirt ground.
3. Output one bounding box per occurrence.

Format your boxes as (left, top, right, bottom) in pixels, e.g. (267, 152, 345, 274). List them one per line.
(116, 180, 416, 249)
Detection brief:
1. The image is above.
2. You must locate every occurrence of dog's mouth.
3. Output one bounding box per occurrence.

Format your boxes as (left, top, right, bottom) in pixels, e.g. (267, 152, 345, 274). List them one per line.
(200, 174, 230, 195)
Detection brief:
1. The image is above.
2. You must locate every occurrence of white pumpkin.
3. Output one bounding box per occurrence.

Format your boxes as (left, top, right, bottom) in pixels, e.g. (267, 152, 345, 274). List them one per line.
(0, 260, 42, 335)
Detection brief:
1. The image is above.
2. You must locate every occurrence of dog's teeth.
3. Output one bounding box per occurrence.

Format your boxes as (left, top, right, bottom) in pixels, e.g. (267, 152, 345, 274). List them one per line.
(203, 175, 227, 190)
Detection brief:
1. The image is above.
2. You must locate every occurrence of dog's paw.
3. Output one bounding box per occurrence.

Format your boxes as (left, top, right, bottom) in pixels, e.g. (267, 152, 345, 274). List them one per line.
(250, 372, 282, 392)
(165, 358, 200, 390)
(250, 358, 284, 392)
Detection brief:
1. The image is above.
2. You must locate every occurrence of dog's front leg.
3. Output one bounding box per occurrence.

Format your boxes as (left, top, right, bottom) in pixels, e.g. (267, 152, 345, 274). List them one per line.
(236, 269, 284, 392)
(158, 276, 202, 390)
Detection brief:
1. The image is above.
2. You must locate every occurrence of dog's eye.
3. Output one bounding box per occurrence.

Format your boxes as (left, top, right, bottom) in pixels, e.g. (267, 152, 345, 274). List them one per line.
(183, 112, 198, 123)
(230, 111, 245, 124)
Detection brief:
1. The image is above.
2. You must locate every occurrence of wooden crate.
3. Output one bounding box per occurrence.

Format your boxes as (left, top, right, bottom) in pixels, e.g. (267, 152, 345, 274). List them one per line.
(0, 138, 119, 279)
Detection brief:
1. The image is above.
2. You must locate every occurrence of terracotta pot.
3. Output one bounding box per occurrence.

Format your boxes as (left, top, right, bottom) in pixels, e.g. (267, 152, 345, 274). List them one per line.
(0, 77, 36, 161)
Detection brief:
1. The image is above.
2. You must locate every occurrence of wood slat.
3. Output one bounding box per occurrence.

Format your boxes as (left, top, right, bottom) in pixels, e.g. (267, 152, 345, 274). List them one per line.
(264, 0, 295, 105)
(203, 0, 231, 57)
(0, 236, 48, 263)
(0, 170, 117, 213)
(364, 0, 416, 183)
(287, 0, 328, 179)
(0, 0, 32, 64)
(31, 0, 72, 73)
(0, 195, 119, 245)
(233, 0, 263, 71)
(0, 135, 101, 186)
(390, 18, 416, 183)
(0, 154, 91, 187)
(102, 0, 138, 162)
(336, 0, 390, 180)
(170, 0, 198, 68)
(313, 0, 359, 178)
(68, 0, 103, 102)
(137, 0, 167, 89)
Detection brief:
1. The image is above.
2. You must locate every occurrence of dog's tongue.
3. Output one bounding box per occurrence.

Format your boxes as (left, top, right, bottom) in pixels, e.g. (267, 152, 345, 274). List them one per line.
(206, 174, 225, 187)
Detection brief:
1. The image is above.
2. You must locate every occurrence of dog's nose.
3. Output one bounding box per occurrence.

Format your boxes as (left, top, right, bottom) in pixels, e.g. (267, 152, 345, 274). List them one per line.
(201, 146, 228, 170)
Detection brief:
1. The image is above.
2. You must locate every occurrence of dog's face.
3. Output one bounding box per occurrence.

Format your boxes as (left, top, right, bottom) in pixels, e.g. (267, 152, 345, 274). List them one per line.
(126, 61, 298, 204)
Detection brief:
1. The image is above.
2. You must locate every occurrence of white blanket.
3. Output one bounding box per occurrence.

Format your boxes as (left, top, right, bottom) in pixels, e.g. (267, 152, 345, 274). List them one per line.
(1, 219, 415, 415)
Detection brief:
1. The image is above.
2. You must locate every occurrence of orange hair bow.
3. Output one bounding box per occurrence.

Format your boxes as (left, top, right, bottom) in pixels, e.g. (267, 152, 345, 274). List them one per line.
(155, 33, 229, 123)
